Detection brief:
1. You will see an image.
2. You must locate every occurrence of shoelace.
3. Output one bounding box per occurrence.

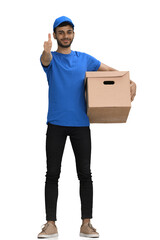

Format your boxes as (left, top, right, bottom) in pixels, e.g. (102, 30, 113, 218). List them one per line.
(41, 223, 49, 232)
(41, 222, 56, 232)
(88, 223, 97, 232)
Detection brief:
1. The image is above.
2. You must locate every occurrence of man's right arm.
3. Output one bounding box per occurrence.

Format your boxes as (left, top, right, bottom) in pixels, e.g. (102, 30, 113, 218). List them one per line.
(41, 50, 52, 66)
(41, 33, 53, 66)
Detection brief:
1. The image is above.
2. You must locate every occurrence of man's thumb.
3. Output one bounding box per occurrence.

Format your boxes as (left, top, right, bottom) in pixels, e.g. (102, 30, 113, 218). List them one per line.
(48, 33, 51, 42)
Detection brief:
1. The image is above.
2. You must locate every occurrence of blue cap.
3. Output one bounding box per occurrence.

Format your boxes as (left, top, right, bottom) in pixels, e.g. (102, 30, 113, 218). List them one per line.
(53, 16, 74, 31)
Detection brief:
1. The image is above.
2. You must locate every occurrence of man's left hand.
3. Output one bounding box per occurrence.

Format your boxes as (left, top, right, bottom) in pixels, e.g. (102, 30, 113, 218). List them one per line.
(130, 80, 136, 102)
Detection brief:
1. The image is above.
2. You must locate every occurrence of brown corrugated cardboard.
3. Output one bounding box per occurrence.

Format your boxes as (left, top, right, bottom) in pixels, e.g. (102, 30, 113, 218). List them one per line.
(84, 71, 131, 123)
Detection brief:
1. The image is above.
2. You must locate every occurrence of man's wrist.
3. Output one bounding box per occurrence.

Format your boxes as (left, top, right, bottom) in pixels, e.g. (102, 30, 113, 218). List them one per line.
(41, 51, 52, 66)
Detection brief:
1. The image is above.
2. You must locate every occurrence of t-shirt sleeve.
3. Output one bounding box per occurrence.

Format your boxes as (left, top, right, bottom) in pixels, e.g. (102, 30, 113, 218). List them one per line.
(40, 53, 53, 74)
(86, 53, 101, 71)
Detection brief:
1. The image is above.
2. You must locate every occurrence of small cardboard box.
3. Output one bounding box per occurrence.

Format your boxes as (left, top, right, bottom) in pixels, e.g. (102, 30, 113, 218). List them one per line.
(84, 71, 131, 123)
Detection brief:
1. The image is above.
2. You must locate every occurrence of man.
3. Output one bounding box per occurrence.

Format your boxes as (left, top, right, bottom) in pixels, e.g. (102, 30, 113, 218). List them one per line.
(37, 16, 136, 239)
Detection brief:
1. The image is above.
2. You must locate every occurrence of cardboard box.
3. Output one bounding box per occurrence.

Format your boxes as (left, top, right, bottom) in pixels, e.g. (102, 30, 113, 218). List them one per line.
(84, 71, 131, 123)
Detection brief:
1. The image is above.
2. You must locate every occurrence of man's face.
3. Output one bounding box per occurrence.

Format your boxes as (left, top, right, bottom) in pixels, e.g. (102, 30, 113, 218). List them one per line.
(53, 25, 75, 48)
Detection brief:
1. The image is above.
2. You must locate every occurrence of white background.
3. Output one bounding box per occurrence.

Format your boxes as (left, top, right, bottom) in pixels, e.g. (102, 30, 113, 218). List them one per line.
(0, 0, 160, 239)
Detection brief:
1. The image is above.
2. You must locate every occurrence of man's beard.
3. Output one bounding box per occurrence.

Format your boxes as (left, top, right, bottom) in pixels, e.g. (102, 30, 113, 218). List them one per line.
(57, 38, 74, 48)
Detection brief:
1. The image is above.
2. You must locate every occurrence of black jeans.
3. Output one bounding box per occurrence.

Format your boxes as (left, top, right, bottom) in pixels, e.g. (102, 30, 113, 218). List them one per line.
(45, 123, 93, 221)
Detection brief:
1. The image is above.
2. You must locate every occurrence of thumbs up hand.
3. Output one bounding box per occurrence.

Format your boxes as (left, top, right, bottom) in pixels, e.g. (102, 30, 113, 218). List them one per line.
(44, 33, 52, 53)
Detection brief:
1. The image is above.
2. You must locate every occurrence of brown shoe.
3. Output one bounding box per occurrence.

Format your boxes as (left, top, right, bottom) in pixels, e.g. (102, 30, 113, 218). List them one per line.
(37, 222, 58, 238)
(80, 222, 99, 238)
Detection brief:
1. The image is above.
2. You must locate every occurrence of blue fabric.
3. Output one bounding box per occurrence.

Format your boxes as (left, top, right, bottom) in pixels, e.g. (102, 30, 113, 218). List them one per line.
(53, 16, 74, 31)
(40, 50, 101, 127)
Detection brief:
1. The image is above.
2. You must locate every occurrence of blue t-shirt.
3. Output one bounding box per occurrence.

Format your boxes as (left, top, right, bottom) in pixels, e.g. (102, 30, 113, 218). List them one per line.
(40, 50, 101, 127)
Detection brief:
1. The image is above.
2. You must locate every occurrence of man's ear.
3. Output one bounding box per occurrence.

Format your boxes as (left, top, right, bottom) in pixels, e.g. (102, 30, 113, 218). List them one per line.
(53, 32, 57, 39)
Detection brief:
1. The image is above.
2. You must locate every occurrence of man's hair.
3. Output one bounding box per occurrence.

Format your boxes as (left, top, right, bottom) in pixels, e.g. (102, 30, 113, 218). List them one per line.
(54, 21, 74, 34)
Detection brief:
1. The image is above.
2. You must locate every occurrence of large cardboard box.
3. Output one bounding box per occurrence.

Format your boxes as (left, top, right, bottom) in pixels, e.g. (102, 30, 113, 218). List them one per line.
(84, 71, 131, 123)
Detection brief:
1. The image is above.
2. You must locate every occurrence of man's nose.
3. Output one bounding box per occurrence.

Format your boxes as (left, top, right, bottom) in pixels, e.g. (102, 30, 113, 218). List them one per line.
(64, 33, 69, 38)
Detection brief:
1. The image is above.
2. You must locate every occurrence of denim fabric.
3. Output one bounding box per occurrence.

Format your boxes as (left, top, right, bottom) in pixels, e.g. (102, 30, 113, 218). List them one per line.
(45, 123, 93, 221)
